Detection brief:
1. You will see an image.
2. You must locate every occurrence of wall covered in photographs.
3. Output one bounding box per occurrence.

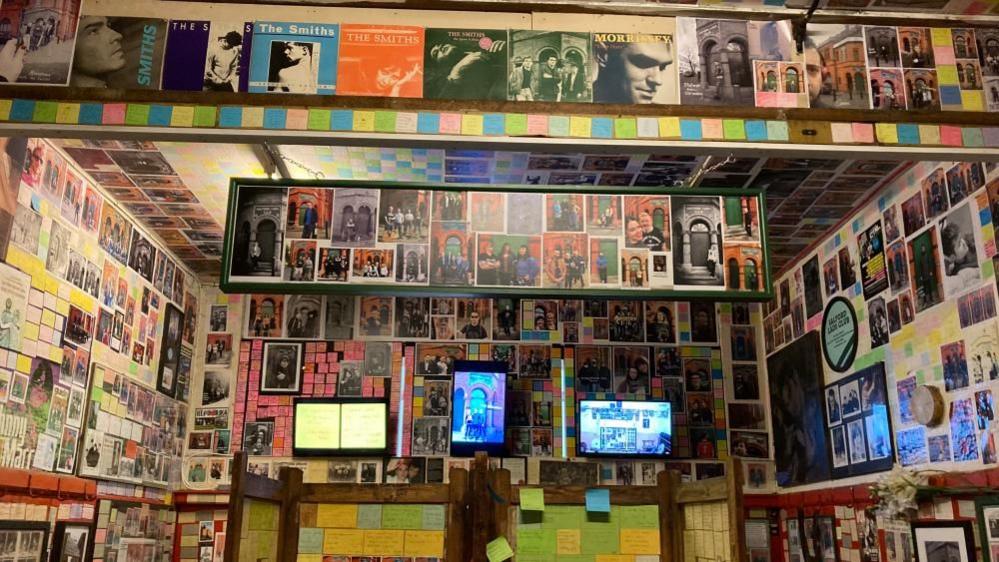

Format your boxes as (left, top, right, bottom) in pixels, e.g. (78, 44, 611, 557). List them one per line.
(0, 138, 199, 487)
(91, 500, 176, 562)
(764, 158, 999, 481)
(222, 181, 769, 299)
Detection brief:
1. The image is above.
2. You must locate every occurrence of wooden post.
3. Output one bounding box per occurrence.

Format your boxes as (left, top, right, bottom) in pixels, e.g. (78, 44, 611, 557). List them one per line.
(224, 451, 248, 562)
(492, 467, 512, 544)
(447, 467, 469, 562)
(728, 458, 748, 562)
(277, 465, 304, 562)
(657, 471, 673, 562)
(470, 452, 490, 562)
(668, 470, 683, 562)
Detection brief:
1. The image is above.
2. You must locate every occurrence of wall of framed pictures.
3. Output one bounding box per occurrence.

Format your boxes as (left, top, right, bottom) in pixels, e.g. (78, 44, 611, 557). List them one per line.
(221, 180, 770, 300)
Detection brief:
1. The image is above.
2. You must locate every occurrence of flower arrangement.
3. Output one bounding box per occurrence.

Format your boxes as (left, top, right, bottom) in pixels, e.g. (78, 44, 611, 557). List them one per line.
(869, 465, 929, 519)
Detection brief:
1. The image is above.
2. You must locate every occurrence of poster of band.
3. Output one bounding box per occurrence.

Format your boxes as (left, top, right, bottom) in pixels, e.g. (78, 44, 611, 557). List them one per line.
(223, 182, 767, 297)
(824, 362, 894, 479)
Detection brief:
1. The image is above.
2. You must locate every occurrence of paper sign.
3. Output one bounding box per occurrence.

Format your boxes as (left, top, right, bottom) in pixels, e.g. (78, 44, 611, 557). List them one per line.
(382, 504, 423, 529)
(322, 528, 364, 554)
(316, 503, 358, 528)
(520, 488, 545, 511)
(557, 529, 582, 555)
(363, 529, 405, 555)
(620, 528, 661, 554)
(486, 537, 514, 562)
(404, 530, 445, 557)
(586, 489, 611, 513)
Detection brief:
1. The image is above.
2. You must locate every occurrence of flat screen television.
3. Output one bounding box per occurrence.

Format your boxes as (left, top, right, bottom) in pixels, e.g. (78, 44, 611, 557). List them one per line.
(576, 400, 672, 458)
(292, 397, 389, 456)
(449, 360, 507, 457)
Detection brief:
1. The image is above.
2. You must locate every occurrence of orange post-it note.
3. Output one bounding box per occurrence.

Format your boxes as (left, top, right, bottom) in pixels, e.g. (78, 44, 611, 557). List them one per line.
(619, 528, 661, 555)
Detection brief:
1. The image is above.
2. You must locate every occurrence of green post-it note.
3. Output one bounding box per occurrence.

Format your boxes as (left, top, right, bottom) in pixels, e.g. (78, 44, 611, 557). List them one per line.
(516, 529, 557, 554)
(619, 505, 659, 529)
(614, 118, 637, 139)
(520, 488, 545, 512)
(356, 504, 382, 529)
(486, 537, 514, 562)
(307, 109, 331, 130)
(125, 104, 150, 126)
(382, 504, 423, 529)
(193, 106, 217, 127)
(723, 119, 746, 140)
(514, 556, 551, 562)
(374, 111, 397, 133)
(506, 113, 527, 135)
(422, 504, 446, 530)
(543, 505, 583, 529)
(33, 101, 57, 123)
(580, 527, 619, 554)
(298, 528, 323, 553)
(558, 556, 597, 562)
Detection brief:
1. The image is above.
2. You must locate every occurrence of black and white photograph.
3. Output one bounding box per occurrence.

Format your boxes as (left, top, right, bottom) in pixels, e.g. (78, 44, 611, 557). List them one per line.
(424, 380, 451, 416)
(244, 421, 274, 455)
(826, 386, 841, 425)
(938, 202, 981, 299)
(127, 230, 155, 282)
(201, 370, 230, 406)
(831, 425, 848, 468)
(331, 188, 379, 247)
(70, 17, 167, 89)
(394, 297, 430, 339)
(412, 416, 450, 456)
(327, 460, 357, 483)
(337, 361, 362, 396)
(260, 342, 301, 393)
(0, 0, 81, 85)
(911, 521, 976, 562)
(210, 305, 228, 332)
(847, 418, 867, 464)
(364, 341, 392, 377)
(45, 219, 71, 278)
(840, 380, 861, 417)
(324, 295, 354, 340)
(395, 243, 429, 284)
(424, 29, 508, 101)
(285, 295, 323, 339)
(52, 522, 89, 562)
(228, 186, 286, 279)
(671, 196, 724, 288)
(508, 31, 591, 102)
(983, 506, 999, 540)
(538, 459, 599, 486)
(689, 301, 718, 343)
(591, 31, 676, 104)
(867, 297, 890, 348)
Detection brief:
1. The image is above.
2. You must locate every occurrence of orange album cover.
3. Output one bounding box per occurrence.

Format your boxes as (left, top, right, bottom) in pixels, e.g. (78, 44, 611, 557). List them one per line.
(337, 24, 425, 98)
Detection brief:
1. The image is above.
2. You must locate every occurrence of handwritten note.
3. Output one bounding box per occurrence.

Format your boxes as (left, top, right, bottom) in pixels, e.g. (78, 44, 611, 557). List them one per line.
(585, 489, 611, 513)
(297, 528, 323, 553)
(520, 488, 545, 511)
(486, 537, 514, 562)
(322, 528, 364, 554)
(619, 528, 660, 554)
(422, 504, 446, 530)
(316, 503, 358, 528)
(363, 529, 406, 555)
(404, 530, 445, 557)
(356, 504, 382, 529)
(382, 504, 423, 529)
(556, 529, 581, 555)
(517, 528, 556, 554)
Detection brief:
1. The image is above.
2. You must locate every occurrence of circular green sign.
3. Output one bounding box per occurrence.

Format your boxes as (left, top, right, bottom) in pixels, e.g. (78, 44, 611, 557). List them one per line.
(822, 296, 858, 373)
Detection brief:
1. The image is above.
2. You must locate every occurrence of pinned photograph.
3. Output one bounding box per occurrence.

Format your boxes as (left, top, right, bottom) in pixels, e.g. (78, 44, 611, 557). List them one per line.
(938, 203, 981, 299)
(337, 361, 362, 396)
(908, 226, 944, 312)
(351, 248, 395, 281)
(324, 295, 354, 340)
(804, 24, 869, 109)
(229, 186, 286, 279)
(507, 192, 543, 235)
(331, 188, 379, 247)
(476, 234, 540, 287)
(317, 248, 350, 282)
(201, 370, 230, 406)
(613, 346, 651, 394)
(358, 296, 392, 338)
(284, 240, 317, 281)
(643, 300, 675, 343)
(285, 294, 322, 339)
(205, 334, 232, 366)
(244, 421, 274, 455)
(455, 298, 490, 340)
(492, 298, 520, 341)
(363, 341, 392, 377)
(518, 344, 551, 378)
(261, 342, 301, 393)
(286, 188, 332, 239)
(430, 221, 474, 286)
(379, 189, 428, 243)
(394, 297, 430, 339)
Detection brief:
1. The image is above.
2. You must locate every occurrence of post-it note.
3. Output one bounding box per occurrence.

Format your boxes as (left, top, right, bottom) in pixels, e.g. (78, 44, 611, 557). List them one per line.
(520, 488, 545, 512)
(486, 537, 514, 562)
(586, 488, 611, 513)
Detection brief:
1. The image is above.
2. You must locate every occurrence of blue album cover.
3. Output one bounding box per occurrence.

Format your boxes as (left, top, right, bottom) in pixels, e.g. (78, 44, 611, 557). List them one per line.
(248, 21, 338, 95)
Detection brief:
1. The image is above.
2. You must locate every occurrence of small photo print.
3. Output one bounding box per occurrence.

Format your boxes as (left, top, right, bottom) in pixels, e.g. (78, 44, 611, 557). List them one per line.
(209, 305, 228, 332)
(847, 418, 867, 464)
(201, 370, 230, 406)
(261, 342, 301, 393)
(317, 248, 351, 282)
(205, 334, 233, 366)
(358, 296, 393, 338)
(244, 421, 274, 456)
(620, 248, 649, 288)
(424, 380, 451, 416)
(331, 188, 379, 247)
(286, 294, 323, 339)
(284, 240, 317, 281)
(589, 237, 620, 286)
(394, 297, 430, 339)
(351, 248, 395, 281)
(840, 380, 861, 417)
(831, 426, 848, 468)
(825, 386, 842, 425)
(613, 346, 651, 394)
(363, 341, 392, 377)
(518, 344, 551, 378)
(395, 243, 429, 284)
(337, 361, 362, 396)
(328, 460, 357, 483)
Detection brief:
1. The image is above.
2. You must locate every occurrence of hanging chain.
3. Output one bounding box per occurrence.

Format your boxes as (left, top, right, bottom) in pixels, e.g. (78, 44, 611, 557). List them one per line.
(279, 153, 326, 180)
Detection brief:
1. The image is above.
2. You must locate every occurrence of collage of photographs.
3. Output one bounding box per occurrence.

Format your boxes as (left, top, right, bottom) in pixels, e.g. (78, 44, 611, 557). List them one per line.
(227, 183, 765, 296)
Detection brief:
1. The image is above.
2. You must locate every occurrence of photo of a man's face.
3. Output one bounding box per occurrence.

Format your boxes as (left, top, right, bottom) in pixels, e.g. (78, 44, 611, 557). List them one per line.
(73, 16, 125, 83)
(597, 41, 674, 104)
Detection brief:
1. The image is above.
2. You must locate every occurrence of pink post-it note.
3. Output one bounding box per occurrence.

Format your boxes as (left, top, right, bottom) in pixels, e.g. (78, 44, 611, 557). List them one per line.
(526, 114, 548, 136)
(701, 118, 724, 139)
(285, 108, 309, 130)
(851, 123, 874, 143)
(439, 112, 461, 134)
(940, 125, 963, 146)
(102, 103, 126, 125)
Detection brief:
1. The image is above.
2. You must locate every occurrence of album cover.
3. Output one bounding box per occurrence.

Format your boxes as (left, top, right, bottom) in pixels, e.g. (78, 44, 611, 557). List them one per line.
(0, 0, 80, 84)
(424, 29, 507, 100)
(805, 24, 870, 109)
(248, 21, 339, 94)
(592, 31, 676, 104)
(857, 221, 888, 299)
(70, 16, 167, 89)
(337, 24, 423, 98)
(162, 20, 247, 91)
(508, 30, 591, 102)
(671, 196, 724, 288)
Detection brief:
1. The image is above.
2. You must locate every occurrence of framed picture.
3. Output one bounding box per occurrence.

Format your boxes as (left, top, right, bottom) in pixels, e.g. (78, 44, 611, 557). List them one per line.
(156, 303, 184, 397)
(912, 520, 977, 562)
(0, 521, 49, 562)
(824, 362, 894, 480)
(260, 342, 302, 394)
(976, 496, 999, 562)
(51, 521, 93, 562)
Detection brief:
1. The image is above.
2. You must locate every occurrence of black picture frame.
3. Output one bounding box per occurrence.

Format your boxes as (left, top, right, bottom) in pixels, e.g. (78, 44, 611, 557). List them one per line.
(976, 495, 999, 562)
(50, 521, 94, 562)
(911, 520, 978, 562)
(259, 341, 303, 395)
(220, 179, 774, 301)
(824, 362, 895, 480)
(0, 520, 50, 562)
(156, 302, 184, 398)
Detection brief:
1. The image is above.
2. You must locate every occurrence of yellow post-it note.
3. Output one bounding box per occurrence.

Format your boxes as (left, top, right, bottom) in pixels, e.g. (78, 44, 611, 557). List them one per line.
(919, 124, 941, 145)
(569, 116, 592, 138)
(297, 555, 323, 562)
(520, 488, 545, 511)
(931, 28, 953, 46)
(875, 123, 898, 144)
(595, 556, 634, 562)
(937, 65, 959, 85)
(556, 529, 581, 555)
(170, 105, 195, 127)
(353, 111, 375, 132)
(56, 103, 80, 124)
(363, 529, 405, 555)
(404, 530, 445, 557)
(322, 528, 364, 554)
(659, 116, 681, 138)
(461, 114, 484, 135)
(962, 90, 984, 111)
(486, 537, 514, 562)
(620, 528, 661, 555)
(316, 504, 358, 528)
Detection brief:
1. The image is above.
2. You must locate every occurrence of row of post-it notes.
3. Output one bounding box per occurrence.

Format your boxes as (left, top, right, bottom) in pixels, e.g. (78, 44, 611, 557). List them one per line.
(299, 527, 444, 557)
(521, 488, 613, 513)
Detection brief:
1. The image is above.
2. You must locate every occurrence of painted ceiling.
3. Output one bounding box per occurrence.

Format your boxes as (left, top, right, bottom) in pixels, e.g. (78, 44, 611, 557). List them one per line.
(53, 139, 909, 281)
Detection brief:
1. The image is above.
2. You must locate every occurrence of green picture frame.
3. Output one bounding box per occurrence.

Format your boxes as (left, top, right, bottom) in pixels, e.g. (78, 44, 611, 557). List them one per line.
(976, 495, 999, 562)
(219, 178, 773, 301)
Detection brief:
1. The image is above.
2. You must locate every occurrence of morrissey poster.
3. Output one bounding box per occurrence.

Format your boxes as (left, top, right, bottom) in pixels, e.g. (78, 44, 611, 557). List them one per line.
(248, 21, 339, 95)
(592, 30, 676, 104)
(0, 0, 81, 84)
(424, 29, 508, 101)
(70, 16, 167, 89)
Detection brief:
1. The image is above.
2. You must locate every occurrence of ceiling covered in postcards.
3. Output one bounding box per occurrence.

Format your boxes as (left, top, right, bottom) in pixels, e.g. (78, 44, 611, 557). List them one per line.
(52, 138, 910, 281)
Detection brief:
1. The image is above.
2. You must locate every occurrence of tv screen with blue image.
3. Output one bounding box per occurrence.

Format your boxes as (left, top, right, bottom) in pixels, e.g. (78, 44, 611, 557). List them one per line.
(450, 361, 507, 456)
(577, 400, 672, 457)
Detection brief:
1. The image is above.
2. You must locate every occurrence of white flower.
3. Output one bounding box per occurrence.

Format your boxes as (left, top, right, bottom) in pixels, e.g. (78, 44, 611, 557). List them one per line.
(870, 465, 929, 519)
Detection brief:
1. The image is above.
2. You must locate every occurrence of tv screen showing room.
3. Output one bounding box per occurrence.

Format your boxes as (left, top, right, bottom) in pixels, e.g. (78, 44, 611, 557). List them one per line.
(577, 400, 672, 456)
(451, 366, 506, 447)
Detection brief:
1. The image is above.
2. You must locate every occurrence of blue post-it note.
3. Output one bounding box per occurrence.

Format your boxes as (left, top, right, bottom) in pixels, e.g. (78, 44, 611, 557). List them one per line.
(263, 108, 286, 129)
(219, 106, 242, 128)
(591, 117, 613, 138)
(418, 112, 440, 134)
(332, 110, 354, 131)
(897, 123, 920, 145)
(679, 119, 702, 140)
(483, 113, 505, 135)
(585, 488, 611, 513)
